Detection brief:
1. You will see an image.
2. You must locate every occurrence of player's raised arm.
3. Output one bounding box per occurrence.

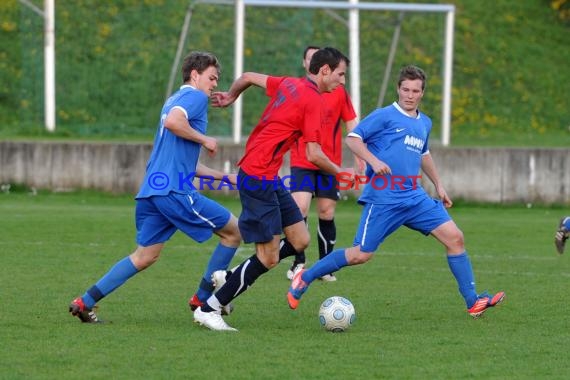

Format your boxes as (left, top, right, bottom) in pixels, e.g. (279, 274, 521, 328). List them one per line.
(211, 72, 268, 108)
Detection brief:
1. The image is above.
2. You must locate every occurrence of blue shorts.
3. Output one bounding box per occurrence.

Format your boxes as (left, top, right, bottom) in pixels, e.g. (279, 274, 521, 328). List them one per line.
(135, 192, 231, 247)
(353, 194, 451, 253)
(287, 167, 340, 200)
(237, 169, 304, 244)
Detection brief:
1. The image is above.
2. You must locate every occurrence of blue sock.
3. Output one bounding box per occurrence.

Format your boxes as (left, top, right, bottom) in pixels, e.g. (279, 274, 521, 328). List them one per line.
(196, 244, 237, 301)
(447, 252, 478, 308)
(303, 249, 348, 283)
(82, 256, 138, 308)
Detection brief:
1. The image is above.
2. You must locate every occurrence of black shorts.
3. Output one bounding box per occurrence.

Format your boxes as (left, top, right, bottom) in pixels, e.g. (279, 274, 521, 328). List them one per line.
(237, 169, 304, 244)
(286, 167, 340, 201)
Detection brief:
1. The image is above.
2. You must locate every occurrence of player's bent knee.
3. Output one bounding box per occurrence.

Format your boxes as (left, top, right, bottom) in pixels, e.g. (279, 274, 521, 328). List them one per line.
(285, 226, 310, 252)
(256, 251, 280, 269)
(130, 246, 161, 270)
(345, 247, 373, 265)
(224, 230, 242, 247)
(350, 254, 373, 265)
(447, 230, 465, 251)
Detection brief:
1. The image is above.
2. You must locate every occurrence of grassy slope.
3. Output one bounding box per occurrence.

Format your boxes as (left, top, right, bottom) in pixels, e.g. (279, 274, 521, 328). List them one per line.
(449, 1, 570, 146)
(0, 0, 569, 146)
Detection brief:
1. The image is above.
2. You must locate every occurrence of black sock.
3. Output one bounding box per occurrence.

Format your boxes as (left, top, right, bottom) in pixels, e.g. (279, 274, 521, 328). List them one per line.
(211, 254, 269, 307)
(279, 238, 305, 264)
(318, 218, 336, 260)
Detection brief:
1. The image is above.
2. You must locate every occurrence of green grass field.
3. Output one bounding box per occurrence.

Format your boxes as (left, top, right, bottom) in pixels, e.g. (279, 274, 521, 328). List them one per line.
(1, 191, 568, 379)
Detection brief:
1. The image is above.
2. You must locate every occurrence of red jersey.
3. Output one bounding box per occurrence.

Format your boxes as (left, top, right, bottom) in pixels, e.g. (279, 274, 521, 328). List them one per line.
(290, 85, 356, 169)
(237, 76, 323, 178)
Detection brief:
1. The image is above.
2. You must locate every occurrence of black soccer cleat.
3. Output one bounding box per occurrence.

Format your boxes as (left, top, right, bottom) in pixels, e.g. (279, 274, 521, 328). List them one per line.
(69, 297, 101, 323)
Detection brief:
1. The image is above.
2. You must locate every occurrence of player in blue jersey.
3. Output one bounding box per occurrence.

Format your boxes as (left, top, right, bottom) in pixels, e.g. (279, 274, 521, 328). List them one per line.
(69, 51, 241, 323)
(288, 65, 505, 319)
(555, 216, 569, 254)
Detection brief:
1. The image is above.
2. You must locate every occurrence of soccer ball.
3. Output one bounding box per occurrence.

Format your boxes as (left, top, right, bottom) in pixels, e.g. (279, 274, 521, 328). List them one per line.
(318, 296, 356, 332)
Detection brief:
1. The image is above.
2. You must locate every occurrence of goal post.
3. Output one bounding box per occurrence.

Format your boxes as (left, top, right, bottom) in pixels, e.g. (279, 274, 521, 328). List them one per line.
(175, 0, 455, 145)
(18, 0, 56, 132)
(231, 0, 455, 146)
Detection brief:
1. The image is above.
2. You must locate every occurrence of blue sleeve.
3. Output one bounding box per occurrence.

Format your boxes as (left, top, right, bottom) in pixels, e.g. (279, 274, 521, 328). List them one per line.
(177, 92, 208, 133)
(352, 109, 383, 143)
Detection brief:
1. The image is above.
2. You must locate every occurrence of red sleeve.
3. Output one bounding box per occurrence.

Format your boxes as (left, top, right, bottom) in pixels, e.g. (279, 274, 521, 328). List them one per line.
(265, 76, 285, 97)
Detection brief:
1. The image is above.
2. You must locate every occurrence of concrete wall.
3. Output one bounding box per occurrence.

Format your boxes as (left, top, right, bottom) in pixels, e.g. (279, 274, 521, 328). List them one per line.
(431, 147, 570, 204)
(0, 140, 568, 204)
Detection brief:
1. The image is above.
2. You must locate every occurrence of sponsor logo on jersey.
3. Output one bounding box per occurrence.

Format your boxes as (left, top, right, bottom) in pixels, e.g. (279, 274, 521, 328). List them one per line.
(403, 135, 425, 152)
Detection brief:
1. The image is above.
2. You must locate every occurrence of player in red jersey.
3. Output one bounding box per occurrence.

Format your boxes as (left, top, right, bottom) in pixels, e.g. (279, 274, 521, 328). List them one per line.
(281, 46, 362, 282)
(193, 47, 355, 331)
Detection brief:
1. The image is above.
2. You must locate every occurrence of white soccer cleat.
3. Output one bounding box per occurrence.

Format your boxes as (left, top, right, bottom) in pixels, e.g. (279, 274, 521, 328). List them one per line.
(212, 270, 229, 290)
(211, 270, 234, 315)
(319, 273, 337, 282)
(286, 263, 305, 281)
(193, 307, 237, 332)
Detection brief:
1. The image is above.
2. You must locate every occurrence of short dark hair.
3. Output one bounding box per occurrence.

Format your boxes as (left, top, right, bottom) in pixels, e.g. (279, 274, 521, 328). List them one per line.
(308, 47, 349, 75)
(303, 45, 320, 59)
(398, 65, 426, 91)
(181, 51, 221, 82)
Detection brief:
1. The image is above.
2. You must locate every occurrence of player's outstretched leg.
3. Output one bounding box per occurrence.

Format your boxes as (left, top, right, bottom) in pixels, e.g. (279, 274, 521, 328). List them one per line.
(555, 216, 570, 254)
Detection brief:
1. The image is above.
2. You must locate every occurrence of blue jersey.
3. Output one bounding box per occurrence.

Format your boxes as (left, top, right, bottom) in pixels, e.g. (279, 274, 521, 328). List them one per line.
(349, 102, 432, 204)
(136, 85, 208, 198)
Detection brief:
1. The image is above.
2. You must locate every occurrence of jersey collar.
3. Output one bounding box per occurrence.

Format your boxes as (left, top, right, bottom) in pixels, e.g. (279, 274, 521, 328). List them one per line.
(393, 101, 420, 119)
(303, 76, 319, 91)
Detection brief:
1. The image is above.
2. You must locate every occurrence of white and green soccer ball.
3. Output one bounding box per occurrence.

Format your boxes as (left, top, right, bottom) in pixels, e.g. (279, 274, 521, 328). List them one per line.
(318, 296, 356, 332)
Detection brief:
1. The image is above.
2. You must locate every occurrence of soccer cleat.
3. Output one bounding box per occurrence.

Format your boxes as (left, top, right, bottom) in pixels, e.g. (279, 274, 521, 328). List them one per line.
(319, 273, 337, 282)
(467, 291, 505, 319)
(69, 297, 101, 323)
(555, 217, 569, 254)
(193, 307, 237, 331)
(189, 292, 233, 316)
(286, 263, 305, 281)
(211, 270, 234, 315)
(188, 294, 203, 311)
(212, 270, 231, 290)
(287, 269, 309, 309)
